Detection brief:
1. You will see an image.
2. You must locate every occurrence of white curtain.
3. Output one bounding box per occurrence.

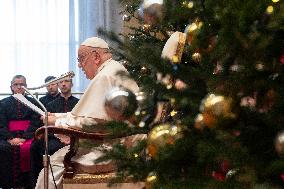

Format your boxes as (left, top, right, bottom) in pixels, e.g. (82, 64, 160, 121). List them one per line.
(70, 0, 123, 92)
(0, 0, 70, 93)
(0, 0, 122, 94)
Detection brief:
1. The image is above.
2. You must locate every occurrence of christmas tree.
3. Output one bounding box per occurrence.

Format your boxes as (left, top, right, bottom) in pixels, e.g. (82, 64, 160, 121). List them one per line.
(94, 0, 284, 188)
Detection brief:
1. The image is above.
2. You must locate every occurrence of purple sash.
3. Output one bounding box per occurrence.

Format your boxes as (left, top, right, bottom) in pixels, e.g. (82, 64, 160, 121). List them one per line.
(8, 120, 33, 172)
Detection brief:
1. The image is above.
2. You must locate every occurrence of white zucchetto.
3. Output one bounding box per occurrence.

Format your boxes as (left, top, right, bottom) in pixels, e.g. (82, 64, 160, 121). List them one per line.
(81, 37, 109, 49)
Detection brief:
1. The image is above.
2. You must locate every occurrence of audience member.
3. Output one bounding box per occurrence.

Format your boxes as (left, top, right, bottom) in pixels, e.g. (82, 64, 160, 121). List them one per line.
(39, 76, 60, 107)
(30, 78, 79, 188)
(47, 79, 79, 113)
(0, 75, 41, 189)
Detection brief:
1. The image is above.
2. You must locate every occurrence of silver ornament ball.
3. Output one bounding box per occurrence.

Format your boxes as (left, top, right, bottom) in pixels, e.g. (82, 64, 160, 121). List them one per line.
(275, 130, 284, 157)
(138, 0, 165, 25)
(104, 86, 138, 121)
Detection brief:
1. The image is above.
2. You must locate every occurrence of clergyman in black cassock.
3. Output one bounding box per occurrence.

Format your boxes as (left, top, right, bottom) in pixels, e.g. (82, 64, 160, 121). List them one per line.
(0, 75, 42, 189)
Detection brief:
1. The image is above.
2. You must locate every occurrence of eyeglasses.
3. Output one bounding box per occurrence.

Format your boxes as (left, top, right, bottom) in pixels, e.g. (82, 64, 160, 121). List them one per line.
(77, 50, 96, 63)
(12, 83, 26, 87)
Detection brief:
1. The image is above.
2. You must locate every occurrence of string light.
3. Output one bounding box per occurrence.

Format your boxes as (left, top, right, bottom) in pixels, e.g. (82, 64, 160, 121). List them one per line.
(172, 55, 179, 63)
(170, 110, 178, 117)
(187, 1, 194, 8)
(266, 5, 274, 14)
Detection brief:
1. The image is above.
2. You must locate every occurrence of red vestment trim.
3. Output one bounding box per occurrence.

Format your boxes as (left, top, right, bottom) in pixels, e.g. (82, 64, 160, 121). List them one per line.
(8, 120, 30, 131)
(8, 120, 33, 172)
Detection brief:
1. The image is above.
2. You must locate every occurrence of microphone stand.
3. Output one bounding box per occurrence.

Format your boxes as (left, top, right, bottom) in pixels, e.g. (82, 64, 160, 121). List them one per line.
(22, 86, 49, 189)
(27, 71, 75, 90)
(20, 71, 75, 189)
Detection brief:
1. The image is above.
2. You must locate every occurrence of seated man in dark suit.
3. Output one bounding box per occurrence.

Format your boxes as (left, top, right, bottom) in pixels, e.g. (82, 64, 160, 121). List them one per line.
(30, 78, 79, 188)
(39, 76, 61, 107)
(47, 78, 79, 113)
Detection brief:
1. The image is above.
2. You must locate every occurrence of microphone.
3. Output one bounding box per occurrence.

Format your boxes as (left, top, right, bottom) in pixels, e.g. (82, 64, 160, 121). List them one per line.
(27, 71, 75, 90)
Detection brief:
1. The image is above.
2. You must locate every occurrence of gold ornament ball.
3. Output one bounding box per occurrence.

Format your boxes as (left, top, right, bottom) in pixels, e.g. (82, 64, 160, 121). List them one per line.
(145, 171, 158, 189)
(184, 19, 203, 44)
(147, 123, 183, 158)
(199, 94, 237, 128)
(275, 130, 284, 157)
(192, 52, 202, 63)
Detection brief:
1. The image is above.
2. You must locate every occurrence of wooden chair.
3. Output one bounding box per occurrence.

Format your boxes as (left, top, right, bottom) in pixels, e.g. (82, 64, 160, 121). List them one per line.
(35, 126, 145, 189)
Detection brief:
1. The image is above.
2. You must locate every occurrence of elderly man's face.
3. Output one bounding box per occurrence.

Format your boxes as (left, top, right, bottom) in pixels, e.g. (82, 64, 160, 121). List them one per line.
(77, 46, 100, 80)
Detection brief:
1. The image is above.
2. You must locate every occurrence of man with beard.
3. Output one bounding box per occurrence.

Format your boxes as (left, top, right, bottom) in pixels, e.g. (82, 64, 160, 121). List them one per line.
(30, 78, 79, 188)
(39, 76, 61, 107)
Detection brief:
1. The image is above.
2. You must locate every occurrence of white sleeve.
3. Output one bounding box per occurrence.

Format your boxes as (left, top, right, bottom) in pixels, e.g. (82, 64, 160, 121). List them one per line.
(54, 112, 97, 128)
(71, 74, 113, 120)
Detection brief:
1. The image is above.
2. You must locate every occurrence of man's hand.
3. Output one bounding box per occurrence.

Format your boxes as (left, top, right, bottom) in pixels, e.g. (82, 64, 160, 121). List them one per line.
(55, 134, 70, 145)
(41, 112, 56, 125)
(8, 138, 26, 145)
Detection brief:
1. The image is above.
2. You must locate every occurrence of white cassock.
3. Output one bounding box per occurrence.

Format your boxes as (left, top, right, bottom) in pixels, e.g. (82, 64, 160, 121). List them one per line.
(35, 58, 145, 189)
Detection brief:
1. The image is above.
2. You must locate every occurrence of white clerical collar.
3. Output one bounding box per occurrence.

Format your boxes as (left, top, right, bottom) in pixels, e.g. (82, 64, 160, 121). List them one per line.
(97, 58, 112, 74)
